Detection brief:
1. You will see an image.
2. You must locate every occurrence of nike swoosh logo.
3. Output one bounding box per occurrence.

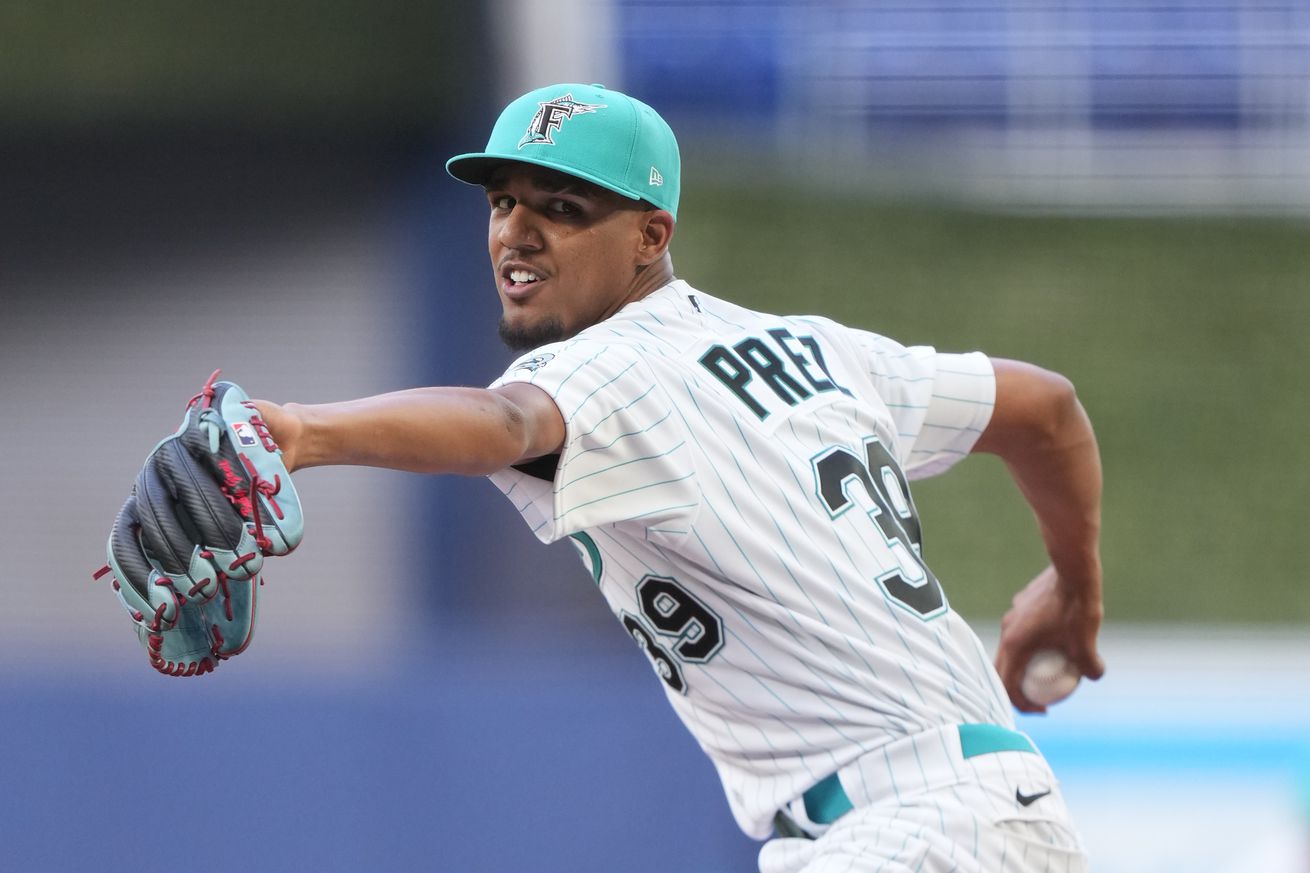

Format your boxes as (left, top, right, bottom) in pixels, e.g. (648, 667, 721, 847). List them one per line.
(1016, 788, 1052, 807)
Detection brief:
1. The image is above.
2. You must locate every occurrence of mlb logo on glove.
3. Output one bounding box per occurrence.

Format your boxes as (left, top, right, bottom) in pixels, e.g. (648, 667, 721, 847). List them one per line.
(231, 421, 260, 448)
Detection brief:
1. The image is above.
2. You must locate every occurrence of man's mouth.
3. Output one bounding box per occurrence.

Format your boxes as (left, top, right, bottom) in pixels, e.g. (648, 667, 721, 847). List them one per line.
(502, 266, 547, 301)
(507, 269, 542, 287)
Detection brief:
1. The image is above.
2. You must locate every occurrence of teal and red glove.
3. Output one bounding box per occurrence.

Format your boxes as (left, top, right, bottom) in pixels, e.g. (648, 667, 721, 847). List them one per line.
(95, 370, 304, 676)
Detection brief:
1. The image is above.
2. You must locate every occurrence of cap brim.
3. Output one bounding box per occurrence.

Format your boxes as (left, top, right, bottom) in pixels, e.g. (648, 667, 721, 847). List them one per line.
(445, 152, 644, 203)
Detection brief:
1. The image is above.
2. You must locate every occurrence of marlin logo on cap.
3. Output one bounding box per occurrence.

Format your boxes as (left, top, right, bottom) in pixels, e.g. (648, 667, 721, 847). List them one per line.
(518, 93, 606, 149)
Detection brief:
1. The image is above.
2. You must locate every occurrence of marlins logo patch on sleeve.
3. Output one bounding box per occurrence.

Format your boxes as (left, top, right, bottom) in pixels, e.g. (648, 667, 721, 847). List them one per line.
(514, 353, 555, 373)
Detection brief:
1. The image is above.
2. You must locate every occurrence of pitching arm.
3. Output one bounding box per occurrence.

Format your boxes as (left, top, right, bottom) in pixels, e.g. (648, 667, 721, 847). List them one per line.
(249, 382, 567, 477)
(971, 358, 1106, 712)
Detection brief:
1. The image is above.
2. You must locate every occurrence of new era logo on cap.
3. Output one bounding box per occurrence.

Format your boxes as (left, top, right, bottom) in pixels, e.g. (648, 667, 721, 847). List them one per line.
(649, 166, 664, 186)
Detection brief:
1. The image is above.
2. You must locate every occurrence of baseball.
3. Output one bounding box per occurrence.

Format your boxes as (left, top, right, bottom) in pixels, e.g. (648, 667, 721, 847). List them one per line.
(1020, 650, 1081, 706)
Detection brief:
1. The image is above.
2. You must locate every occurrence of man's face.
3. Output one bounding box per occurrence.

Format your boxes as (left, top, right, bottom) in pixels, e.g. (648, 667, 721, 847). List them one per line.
(485, 164, 652, 351)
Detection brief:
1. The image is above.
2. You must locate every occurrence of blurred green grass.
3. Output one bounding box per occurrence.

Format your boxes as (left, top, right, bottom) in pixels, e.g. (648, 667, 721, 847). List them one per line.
(674, 179, 1310, 623)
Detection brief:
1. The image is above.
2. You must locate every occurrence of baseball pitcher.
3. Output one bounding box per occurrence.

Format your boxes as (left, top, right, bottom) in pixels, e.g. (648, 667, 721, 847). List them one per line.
(97, 84, 1105, 872)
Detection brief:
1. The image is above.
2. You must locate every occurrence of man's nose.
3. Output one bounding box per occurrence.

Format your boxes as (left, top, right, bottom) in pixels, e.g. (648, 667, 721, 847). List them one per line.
(497, 203, 543, 250)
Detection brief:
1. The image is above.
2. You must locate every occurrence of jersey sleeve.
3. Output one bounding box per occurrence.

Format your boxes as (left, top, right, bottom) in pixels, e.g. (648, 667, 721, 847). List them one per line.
(487, 340, 700, 543)
(847, 329, 996, 480)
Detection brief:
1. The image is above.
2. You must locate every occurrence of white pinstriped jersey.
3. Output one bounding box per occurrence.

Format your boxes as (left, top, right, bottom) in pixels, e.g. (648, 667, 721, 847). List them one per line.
(488, 280, 1012, 839)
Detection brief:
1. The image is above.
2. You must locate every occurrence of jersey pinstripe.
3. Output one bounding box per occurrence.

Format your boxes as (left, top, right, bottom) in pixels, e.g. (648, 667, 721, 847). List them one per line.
(488, 280, 1008, 839)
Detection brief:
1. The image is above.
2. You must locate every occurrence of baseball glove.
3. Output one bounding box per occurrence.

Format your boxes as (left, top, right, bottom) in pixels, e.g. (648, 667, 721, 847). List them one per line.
(93, 370, 304, 676)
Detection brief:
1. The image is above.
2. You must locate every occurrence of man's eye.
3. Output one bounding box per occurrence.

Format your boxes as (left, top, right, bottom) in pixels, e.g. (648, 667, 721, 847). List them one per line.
(549, 200, 580, 215)
(491, 195, 513, 210)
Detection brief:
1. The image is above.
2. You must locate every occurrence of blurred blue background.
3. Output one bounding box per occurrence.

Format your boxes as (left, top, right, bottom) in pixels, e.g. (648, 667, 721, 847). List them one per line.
(3, 1, 1308, 870)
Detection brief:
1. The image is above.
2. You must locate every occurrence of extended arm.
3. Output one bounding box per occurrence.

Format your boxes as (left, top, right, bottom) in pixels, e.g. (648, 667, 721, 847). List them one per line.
(250, 382, 567, 476)
(972, 358, 1105, 713)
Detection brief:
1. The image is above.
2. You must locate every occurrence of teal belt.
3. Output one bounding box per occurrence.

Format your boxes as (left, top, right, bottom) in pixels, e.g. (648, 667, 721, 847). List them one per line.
(802, 723, 1036, 826)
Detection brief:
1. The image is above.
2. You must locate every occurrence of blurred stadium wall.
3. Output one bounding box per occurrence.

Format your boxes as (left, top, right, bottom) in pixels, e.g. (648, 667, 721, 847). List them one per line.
(617, 0, 1310, 215)
(2, 3, 1308, 872)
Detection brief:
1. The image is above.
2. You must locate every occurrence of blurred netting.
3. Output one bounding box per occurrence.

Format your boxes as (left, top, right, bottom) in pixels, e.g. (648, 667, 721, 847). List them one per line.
(618, 0, 1310, 213)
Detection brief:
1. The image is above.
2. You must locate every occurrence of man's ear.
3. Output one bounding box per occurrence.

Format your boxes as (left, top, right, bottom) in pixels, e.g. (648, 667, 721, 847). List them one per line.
(635, 210, 675, 266)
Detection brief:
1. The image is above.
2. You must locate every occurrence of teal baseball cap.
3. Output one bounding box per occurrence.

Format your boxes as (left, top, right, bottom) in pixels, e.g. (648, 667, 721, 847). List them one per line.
(446, 83, 681, 219)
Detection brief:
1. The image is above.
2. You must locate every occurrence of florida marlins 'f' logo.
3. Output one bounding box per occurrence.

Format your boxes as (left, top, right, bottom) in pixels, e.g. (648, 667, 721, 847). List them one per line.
(518, 93, 606, 148)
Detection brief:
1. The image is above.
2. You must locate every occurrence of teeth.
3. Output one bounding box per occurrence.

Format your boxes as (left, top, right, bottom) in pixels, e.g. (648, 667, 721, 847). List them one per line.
(509, 270, 540, 284)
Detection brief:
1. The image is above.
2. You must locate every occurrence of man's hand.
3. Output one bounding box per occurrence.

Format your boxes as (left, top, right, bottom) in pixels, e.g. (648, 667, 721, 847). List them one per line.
(995, 564, 1105, 713)
(247, 399, 306, 472)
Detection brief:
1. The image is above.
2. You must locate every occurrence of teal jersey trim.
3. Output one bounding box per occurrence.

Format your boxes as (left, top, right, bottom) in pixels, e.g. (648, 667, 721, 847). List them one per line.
(801, 724, 1035, 826)
(958, 722, 1036, 758)
(802, 772, 854, 825)
(569, 532, 604, 585)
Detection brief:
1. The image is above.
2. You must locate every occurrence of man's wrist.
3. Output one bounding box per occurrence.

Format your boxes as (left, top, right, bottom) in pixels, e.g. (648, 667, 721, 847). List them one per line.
(276, 401, 312, 472)
(1048, 547, 1102, 595)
